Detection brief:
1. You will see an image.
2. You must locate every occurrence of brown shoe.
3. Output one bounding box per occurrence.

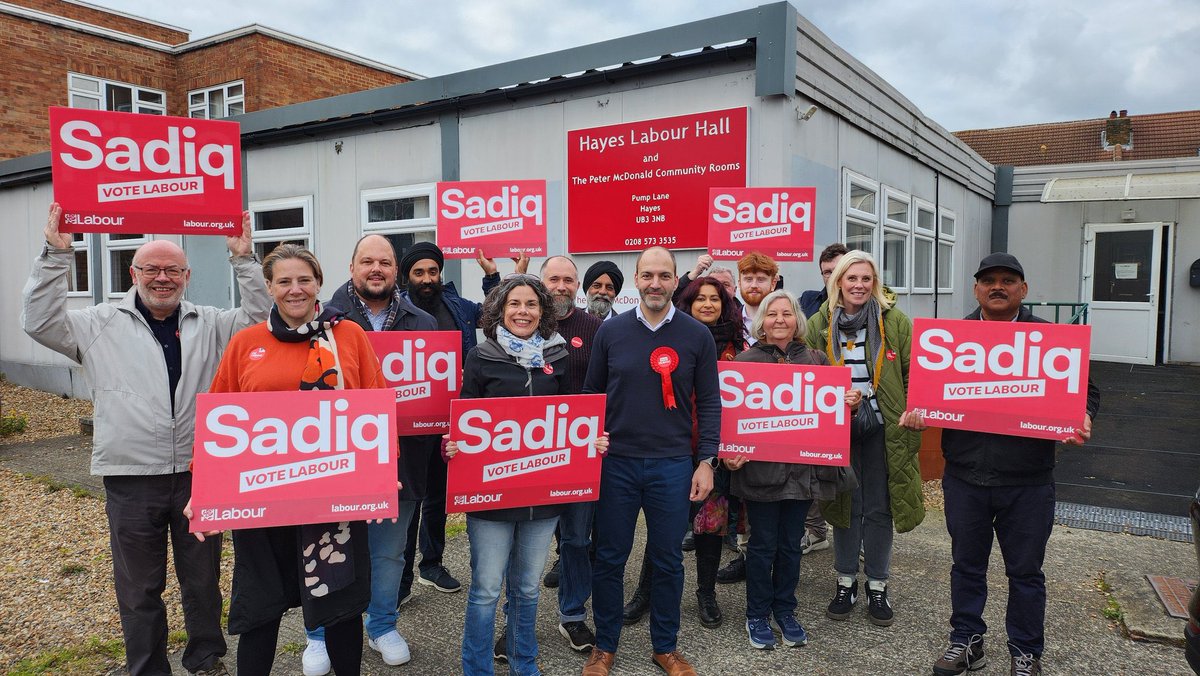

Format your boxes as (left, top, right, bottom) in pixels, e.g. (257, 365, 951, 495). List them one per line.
(581, 649, 615, 676)
(652, 650, 697, 676)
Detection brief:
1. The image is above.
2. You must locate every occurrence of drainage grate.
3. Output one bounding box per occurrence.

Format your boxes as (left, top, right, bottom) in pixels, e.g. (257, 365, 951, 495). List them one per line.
(1054, 501, 1194, 543)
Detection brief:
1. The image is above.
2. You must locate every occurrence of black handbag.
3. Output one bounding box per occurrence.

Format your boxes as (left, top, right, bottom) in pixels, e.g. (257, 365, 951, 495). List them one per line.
(851, 397, 882, 439)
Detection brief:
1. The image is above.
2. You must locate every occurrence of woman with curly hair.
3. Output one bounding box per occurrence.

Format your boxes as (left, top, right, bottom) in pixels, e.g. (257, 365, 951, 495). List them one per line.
(445, 274, 607, 676)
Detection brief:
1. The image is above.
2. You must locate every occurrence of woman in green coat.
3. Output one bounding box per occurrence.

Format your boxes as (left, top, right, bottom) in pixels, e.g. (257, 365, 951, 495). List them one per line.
(804, 250, 924, 628)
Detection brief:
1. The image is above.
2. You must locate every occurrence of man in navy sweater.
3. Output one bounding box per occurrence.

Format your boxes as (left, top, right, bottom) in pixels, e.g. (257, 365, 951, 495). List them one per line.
(581, 247, 721, 676)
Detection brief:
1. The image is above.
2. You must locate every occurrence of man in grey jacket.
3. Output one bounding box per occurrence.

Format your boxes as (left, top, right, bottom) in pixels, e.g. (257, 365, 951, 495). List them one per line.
(21, 202, 270, 676)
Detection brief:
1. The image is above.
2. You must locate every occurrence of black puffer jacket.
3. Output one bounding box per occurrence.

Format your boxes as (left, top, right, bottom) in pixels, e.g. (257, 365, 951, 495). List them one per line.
(460, 336, 571, 521)
(729, 341, 841, 502)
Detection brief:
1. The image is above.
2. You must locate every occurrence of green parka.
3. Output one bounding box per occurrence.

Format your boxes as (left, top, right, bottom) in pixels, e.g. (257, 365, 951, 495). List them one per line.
(804, 293, 925, 533)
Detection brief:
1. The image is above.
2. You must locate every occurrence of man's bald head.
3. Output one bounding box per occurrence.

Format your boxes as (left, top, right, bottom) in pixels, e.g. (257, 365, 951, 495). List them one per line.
(130, 239, 190, 320)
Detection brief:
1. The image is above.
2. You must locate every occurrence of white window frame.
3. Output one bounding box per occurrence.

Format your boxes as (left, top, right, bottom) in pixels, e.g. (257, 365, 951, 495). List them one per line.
(249, 196, 314, 260)
(65, 232, 92, 297)
(912, 235, 935, 293)
(880, 187, 911, 293)
(68, 73, 165, 115)
(844, 171, 880, 223)
(188, 80, 245, 119)
(103, 233, 151, 298)
(937, 207, 957, 293)
(360, 184, 437, 234)
(914, 198, 936, 235)
(908, 198, 936, 294)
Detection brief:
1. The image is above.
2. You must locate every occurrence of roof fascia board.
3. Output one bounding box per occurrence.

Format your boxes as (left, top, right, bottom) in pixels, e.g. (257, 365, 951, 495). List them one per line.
(0, 1, 173, 49)
(1012, 156, 1200, 175)
(235, 2, 793, 136)
(62, 0, 187, 34)
(0, 152, 51, 189)
(176, 25, 424, 80)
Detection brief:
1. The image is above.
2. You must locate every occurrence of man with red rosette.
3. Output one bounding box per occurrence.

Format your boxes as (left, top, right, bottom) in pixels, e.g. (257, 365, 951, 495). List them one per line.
(581, 247, 721, 676)
(901, 252, 1099, 676)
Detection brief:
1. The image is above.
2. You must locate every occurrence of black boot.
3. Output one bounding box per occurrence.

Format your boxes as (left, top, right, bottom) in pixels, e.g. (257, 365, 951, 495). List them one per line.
(717, 553, 746, 584)
(622, 554, 652, 625)
(694, 533, 723, 628)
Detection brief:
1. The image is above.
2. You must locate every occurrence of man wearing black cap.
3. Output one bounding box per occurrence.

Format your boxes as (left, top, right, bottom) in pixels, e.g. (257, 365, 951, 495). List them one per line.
(397, 242, 524, 599)
(901, 252, 1099, 676)
(583, 260, 624, 320)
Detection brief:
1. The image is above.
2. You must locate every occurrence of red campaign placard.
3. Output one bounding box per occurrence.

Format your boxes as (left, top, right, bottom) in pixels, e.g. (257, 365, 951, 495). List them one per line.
(716, 362, 851, 466)
(190, 389, 398, 531)
(567, 107, 748, 253)
(49, 107, 242, 236)
(366, 331, 461, 436)
(435, 180, 548, 258)
(446, 394, 606, 513)
(708, 187, 816, 261)
(908, 318, 1092, 440)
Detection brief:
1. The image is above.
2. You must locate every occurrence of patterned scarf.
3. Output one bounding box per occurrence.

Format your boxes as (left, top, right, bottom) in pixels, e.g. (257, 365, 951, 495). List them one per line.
(266, 301, 356, 598)
(497, 325, 549, 369)
(342, 280, 402, 331)
(828, 296, 885, 392)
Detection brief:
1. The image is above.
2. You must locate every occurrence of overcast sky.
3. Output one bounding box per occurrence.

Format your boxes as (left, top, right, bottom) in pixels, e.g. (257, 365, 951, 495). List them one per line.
(94, 0, 1200, 131)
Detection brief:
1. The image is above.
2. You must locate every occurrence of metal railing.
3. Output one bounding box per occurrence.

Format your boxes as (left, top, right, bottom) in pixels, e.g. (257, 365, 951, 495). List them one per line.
(1022, 301, 1089, 325)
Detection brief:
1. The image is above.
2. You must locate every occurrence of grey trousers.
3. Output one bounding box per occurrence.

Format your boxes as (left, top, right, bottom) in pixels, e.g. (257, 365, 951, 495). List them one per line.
(831, 426, 893, 581)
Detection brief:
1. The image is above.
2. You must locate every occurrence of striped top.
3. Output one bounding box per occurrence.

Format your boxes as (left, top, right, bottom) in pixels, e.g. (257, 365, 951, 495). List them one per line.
(837, 326, 883, 422)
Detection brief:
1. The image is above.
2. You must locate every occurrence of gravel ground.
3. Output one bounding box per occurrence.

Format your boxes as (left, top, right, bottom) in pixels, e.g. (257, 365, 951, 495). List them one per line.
(0, 380, 235, 673)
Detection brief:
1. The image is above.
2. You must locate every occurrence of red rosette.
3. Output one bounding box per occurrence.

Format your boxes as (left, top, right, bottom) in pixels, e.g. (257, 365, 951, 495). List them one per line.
(650, 346, 679, 410)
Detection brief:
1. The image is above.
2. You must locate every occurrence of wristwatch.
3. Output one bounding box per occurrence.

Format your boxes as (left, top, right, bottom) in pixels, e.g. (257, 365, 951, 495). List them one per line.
(701, 456, 720, 469)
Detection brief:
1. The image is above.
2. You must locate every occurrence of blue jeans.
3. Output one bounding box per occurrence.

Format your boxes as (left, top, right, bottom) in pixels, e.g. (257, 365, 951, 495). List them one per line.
(744, 498, 810, 620)
(833, 426, 893, 581)
(462, 515, 559, 676)
(592, 455, 692, 654)
(943, 473, 1055, 657)
(307, 498, 418, 642)
(557, 500, 595, 623)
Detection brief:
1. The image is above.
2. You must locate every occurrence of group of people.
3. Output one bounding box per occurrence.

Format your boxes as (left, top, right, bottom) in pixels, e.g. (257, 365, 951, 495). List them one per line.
(21, 201, 1097, 676)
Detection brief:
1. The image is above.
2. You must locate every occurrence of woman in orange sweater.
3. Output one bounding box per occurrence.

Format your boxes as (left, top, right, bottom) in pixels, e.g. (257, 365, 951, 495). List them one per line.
(190, 244, 386, 675)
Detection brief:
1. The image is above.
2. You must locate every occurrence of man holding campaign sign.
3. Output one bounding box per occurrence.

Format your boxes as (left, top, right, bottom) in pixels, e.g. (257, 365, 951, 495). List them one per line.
(23, 203, 268, 676)
(187, 244, 394, 675)
(442, 274, 608, 676)
(722, 290, 854, 651)
(900, 253, 1099, 676)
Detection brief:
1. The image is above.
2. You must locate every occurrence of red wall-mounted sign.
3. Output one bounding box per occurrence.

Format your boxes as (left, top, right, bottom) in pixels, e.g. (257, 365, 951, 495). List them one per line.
(567, 108, 748, 253)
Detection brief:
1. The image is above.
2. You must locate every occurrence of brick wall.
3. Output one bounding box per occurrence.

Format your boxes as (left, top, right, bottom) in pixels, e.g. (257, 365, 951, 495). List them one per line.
(5, 0, 189, 44)
(0, 12, 177, 159)
(1, 10, 413, 161)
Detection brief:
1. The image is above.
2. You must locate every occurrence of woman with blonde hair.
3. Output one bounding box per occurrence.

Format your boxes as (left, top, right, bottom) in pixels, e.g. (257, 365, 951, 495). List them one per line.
(804, 250, 923, 628)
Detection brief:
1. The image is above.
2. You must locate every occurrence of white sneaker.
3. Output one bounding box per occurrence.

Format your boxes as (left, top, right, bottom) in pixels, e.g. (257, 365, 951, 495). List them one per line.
(369, 630, 412, 666)
(302, 639, 331, 676)
(800, 531, 830, 554)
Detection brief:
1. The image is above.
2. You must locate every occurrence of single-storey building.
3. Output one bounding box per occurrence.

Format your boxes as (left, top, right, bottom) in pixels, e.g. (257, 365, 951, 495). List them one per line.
(1, 1, 999, 395)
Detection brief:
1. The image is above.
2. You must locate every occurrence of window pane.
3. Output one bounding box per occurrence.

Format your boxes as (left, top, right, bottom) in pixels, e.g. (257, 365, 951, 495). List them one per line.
(190, 109, 207, 119)
(70, 250, 89, 293)
(190, 92, 206, 106)
(137, 90, 163, 104)
(229, 83, 244, 97)
(846, 220, 875, 256)
(227, 101, 244, 116)
(137, 107, 163, 115)
(938, 242, 953, 289)
(917, 208, 934, 232)
(887, 196, 909, 224)
(71, 94, 101, 110)
(882, 231, 907, 288)
(255, 238, 309, 261)
(385, 231, 436, 264)
(913, 238, 933, 289)
(70, 75, 100, 92)
(109, 233, 143, 241)
(109, 249, 136, 293)
(940, 214, 956, 238)
(208, 89, 225, 119)
(849, 183, 876, 214)
(368, 196, 430, 223)
(256, 208, 305, 232)
(107, 85, 133, 113)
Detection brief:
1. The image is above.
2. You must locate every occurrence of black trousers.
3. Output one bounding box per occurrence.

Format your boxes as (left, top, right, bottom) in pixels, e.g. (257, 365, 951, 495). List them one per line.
(104, 473, 226, 676)
(402, 447, 449, 586)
